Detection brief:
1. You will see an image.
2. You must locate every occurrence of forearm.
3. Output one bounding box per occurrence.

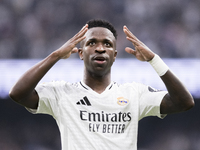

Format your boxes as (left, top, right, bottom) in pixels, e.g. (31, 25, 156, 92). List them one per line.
(9, 51, 60, 102)
(161, 70, 193, 106)
(149, 54, 194, 113)
(123, 26, 194, 113)
(9, 24, 88, 107)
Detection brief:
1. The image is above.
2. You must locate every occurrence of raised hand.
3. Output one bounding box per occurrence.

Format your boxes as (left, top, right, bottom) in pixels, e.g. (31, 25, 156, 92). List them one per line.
(123, 26, 155, 61)
(56, 24, 88, 59)
(9, 24, 88, 109)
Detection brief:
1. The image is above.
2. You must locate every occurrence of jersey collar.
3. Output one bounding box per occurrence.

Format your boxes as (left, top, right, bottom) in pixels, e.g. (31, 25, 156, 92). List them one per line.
(79, 81, 114, 92)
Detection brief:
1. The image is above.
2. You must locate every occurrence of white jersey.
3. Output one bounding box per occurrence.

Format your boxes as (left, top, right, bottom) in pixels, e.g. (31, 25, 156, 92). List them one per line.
(28, 81, 167, 150)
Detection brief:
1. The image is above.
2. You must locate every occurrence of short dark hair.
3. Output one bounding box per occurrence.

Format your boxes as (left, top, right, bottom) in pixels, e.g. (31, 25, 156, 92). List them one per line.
(86, 19, 117, 39)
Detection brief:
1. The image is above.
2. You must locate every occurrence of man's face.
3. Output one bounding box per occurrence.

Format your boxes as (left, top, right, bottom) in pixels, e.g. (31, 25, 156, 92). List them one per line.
(79, 27, 117, 76)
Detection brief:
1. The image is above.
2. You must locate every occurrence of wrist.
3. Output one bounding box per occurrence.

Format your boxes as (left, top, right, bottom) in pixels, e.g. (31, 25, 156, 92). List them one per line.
(149, 54, 169, 76)
(50, 50, 62, 61)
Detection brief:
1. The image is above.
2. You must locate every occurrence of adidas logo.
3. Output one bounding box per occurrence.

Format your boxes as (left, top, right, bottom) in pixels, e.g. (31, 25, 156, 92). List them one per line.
(76, 96, 91, 106)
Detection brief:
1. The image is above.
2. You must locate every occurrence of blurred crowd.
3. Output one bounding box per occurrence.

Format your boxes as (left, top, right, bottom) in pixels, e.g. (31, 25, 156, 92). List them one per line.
(1, 0, 200, 150)
(0, 0, 200, 59)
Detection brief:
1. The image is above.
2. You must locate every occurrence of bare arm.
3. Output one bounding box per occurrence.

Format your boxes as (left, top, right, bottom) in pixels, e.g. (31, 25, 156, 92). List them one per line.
(159, 71, 194, 114)
(9, 24, 88, 109)
(123, 26, 194, 114)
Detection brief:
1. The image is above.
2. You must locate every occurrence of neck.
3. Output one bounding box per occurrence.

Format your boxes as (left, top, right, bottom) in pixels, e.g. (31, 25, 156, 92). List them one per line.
(83, 71, 111, 94)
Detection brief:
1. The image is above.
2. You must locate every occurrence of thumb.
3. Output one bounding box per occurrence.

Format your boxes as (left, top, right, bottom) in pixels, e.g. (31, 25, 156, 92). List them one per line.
(71, 47, 78, 54)
(125, 47, 136, 56)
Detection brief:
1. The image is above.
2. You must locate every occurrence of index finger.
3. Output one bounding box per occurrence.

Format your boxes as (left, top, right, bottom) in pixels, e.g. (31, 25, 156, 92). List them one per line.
(74, 24, 88, 39)
(71, 24, 88, 45)
(123, 25, 143, 46)
(123, 26, 139, 41)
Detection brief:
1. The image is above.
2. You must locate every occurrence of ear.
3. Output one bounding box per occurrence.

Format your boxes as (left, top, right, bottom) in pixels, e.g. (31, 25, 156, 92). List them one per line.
(113, 50, 117, 61)
(78, 48, 83, 60)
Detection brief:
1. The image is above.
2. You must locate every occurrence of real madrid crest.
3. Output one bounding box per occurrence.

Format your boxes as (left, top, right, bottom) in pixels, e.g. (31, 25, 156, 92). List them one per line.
(117, 97, 129, 106)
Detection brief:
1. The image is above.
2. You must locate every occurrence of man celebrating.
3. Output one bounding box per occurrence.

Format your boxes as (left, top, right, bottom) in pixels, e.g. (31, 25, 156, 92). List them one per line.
(9, 19, 194, 150)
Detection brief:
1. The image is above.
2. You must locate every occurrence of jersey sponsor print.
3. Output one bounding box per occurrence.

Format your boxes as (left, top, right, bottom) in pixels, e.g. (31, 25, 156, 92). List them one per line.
(77, 96, 131, 134)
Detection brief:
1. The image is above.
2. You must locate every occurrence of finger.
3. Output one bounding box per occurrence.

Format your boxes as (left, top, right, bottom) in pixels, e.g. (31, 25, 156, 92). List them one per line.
(71, 47, 78, 53)
(78, 24, 88, 36)
(73, 35, 86, 46)
(126, 37, 140, 47)
(123, 26, 138, 40)
(74, 24, 88, 39)
(124, 26, 141, 42)
(125, 47, 136, 56)
(77, 24, 88, 34)
(124, 28, 145, 47)
(124, 26, 139, 41)
(123, 26, 132, 36)
(70, 24, 88, 46)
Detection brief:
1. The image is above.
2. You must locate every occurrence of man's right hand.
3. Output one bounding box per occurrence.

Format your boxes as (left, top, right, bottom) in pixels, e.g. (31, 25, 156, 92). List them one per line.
(9, 24, 88, 109)
(55, 24, 88, 59)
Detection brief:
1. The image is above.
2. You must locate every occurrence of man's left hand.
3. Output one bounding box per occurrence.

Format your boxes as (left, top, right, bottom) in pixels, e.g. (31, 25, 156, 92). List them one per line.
(123, 26, 155, 61)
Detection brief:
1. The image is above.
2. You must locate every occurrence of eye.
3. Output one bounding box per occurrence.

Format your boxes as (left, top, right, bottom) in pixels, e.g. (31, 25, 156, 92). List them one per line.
(105, 42, 112, 47)
(89, 41, 95, 46)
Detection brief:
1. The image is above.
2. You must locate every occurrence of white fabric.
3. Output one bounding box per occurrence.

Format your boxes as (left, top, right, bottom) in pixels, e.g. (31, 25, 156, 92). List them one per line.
(27, 81, 167, 150)
(149, 54, 169, 76)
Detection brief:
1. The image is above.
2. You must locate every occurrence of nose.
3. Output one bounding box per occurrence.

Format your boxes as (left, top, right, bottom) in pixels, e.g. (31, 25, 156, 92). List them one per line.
(95, 43, 106, 53)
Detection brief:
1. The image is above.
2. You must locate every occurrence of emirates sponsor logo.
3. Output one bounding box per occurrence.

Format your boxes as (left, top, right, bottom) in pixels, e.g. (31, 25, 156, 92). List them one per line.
(77, 96, 131, 134)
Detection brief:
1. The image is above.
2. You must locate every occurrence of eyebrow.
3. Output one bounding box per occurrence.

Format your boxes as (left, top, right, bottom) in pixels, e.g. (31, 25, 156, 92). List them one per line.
(86, 38, 113, 43)
(87, 38, 97, 42)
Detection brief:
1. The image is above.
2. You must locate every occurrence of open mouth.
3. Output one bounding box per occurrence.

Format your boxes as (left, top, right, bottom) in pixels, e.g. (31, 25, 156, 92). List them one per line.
(93, 56, 106, 64)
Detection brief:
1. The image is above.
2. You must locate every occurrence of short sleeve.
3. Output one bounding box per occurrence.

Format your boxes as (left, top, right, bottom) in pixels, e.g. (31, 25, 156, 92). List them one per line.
(26, 81, 61, 119)
(138, 84, 168, 120)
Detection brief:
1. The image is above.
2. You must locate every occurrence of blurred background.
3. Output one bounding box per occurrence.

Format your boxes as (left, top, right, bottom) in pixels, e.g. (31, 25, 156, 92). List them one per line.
(0, 0, 200, 149)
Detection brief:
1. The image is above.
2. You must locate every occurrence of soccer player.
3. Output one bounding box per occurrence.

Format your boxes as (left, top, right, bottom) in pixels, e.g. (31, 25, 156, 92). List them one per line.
(9, 19, 194, 150)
